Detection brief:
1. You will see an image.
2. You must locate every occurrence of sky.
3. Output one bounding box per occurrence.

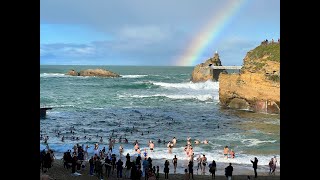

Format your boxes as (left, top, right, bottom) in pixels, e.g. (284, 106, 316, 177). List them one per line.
(40, 0, 280, 66)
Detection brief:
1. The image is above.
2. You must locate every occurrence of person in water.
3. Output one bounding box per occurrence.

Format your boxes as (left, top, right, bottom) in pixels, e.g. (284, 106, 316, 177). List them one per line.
(230, 150, 235, 158)
(149, 141, 155, 152)
(172, 137, 177, 146)
(119, 144, 124, 155)
(223, 146, 229, 159)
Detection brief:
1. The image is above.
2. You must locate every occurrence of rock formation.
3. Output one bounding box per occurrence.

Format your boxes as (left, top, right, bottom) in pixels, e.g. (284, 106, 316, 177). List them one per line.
(66, 69, 121, 78)
(190, 51, 227, 82)
(219, 42, 280, 114)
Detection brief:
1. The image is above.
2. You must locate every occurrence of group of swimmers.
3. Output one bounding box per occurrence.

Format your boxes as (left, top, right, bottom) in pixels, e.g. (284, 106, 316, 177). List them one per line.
(223, 146, 235, 159)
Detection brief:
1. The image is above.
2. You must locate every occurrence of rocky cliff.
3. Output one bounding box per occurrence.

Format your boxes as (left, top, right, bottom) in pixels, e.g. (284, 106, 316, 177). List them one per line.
(190, 52, 227, 82)
(66, 69, 121, 78)
(219, 42, 280, 114)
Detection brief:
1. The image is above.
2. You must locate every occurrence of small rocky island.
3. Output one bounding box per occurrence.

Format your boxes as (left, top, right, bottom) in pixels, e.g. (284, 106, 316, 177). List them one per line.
(190, 51, 227, 82)
(66, 69, 121, 78)
(219, 40, 280, 114)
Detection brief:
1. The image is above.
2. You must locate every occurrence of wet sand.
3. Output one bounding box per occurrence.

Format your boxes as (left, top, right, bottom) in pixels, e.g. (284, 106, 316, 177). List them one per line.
(41, 159, 280, 180)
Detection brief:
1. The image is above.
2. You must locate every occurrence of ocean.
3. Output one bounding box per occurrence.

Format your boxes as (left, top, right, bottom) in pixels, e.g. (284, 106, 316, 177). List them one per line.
(40, 65, 280, 175)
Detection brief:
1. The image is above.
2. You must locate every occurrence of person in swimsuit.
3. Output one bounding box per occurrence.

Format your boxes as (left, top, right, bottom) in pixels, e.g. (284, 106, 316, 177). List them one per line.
(172, 137, 177, 146)
(143, 148, 148, 158)
(172, 155, 178, 173)
(149, 141, 155, 152)
(119, 144, 124, 155)
(223, 146, 229, 159)
(202, 155, 207, 174)
(134, 143, 139, 151)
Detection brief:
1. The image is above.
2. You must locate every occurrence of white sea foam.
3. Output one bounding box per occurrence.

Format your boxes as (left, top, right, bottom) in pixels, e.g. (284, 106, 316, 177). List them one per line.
(117, 80, 219, 101)
(121, 75, 148, 78)
(118, 94, 215, 101)
(152, 80, 219, 90)
(240, 139, 277, 147)
(40, 73, 66, 77)
(46, 104, 76, 108)
(263, 120, 280, 125)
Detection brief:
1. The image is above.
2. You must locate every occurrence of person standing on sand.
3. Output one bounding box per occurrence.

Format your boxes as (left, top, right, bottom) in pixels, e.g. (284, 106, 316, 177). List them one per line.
(84, 145, 89, 160)
(184, 169, 189, 180)
(156, 166, 160, 180)
(89, 156, 94, 176)
(142, 157, 149, 178)
(209, 160, 216, 179)
(172, 155, 178, 173)
(268, 158, 274, 175)
(272, 156, 277, 175)
(202, 154, 207, 174)
(116, 159, 124, 179)
(124, 157, 131, 178)
(196, 154, 202, 173)
(164, 160, 170, 179)
(188, 161, 194, 180)
(225, 163, 233, 180)
(250, 157, 258, 178)
(104, 157, 112, 178)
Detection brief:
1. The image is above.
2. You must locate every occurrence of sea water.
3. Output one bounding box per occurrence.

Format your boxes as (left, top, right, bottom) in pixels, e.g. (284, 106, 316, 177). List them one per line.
(40, 65, 280, 175)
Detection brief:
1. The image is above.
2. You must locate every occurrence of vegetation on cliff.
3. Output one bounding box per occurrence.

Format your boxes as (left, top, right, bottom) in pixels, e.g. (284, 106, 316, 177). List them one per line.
(248, 43, 280, 62)
(242, 42, 280, 83)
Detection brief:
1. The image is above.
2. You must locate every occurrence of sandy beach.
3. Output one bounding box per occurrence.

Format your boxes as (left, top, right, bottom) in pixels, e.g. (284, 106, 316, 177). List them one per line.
(41, 159, 280, 180)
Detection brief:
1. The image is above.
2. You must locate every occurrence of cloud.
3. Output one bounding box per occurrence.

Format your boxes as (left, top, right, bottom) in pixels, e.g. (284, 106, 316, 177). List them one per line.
(40, 0, 280, 65)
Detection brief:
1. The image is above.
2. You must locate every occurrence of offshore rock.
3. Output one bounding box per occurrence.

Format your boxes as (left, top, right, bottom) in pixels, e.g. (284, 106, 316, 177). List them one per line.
(191, 52, 227, 82)
(66, 69, 121, 78)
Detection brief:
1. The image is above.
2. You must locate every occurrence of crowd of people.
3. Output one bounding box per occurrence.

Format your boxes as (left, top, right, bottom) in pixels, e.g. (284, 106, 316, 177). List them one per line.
(40, 135, 278, 179)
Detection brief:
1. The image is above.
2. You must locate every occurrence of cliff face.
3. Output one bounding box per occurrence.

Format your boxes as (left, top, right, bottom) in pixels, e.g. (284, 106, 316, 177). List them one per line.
(66, 69, 121, 78)
(191, 52, 227, 82)
(219, 42, 280, 114)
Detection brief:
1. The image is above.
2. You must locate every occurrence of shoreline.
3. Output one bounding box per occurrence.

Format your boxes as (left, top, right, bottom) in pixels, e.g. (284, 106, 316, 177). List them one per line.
(41, 159, 280, 180)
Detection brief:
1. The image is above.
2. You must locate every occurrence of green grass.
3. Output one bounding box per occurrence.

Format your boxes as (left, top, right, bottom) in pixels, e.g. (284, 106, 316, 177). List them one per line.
(248, 43, 280, 62)
(252, 62, 266, 71)
(267, 74, 280, 82)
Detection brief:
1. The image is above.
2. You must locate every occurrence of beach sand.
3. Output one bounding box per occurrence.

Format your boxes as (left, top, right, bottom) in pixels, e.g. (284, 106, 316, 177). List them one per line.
(41, 159, 280, 180)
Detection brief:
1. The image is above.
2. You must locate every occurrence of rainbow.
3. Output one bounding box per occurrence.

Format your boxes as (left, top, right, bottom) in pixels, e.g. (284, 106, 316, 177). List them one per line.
(174, 0, 249, 66)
